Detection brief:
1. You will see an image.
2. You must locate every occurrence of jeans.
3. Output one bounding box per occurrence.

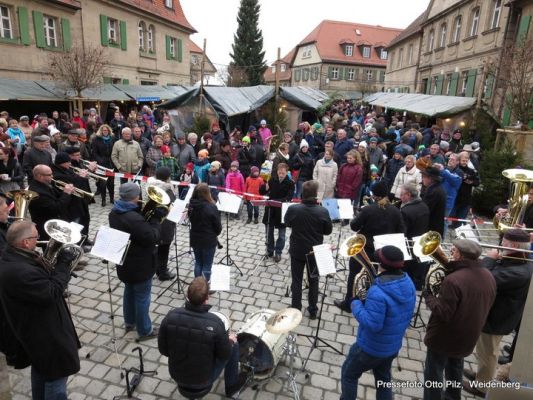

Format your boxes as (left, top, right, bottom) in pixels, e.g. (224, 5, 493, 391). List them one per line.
(210, 342, 240, 391)
(31, 366, 68, 400)
(193, 246, 216, 281)
(123, 279, 153, 336)
(267, 225, 286, 256)
(423, 349, 463, 400)
(290, 256, 318, 315)
(246, 201, 259, 219)
(341, 343, 396, 400)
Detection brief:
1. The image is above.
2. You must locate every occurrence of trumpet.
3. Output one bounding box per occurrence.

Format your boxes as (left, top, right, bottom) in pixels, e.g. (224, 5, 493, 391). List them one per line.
(52, 179, 95, 200)
(70, 166, 108, 182)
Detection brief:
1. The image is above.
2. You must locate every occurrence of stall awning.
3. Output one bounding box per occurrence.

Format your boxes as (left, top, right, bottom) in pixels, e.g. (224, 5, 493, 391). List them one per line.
(36, 81, 131, 101)
(363, 92, 477, 117)
(280, 87, 329, 111)
(113, 84, 178, 102)
(0, 78, 63, 101)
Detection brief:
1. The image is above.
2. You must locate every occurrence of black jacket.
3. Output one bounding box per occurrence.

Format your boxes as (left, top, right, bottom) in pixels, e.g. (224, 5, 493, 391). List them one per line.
(350, 203, 405, 254)
(482, 256, 533, 335)
(285, 200, 333, 259)
(188, 198, 222, 249)
(422, 183, 446, 237)
(28, 180, 72, 240)
(260, 176, 295, 228)
(400, 198, 430, 238)
(0, 246, 80, 378)
(158, 302, 233, 389)
(91, 136, 116, 169)
(22, 148, 52, 180)
(108, 205, 160, 283)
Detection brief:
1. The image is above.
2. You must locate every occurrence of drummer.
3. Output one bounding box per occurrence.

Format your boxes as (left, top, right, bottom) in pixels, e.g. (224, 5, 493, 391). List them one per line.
(158, 277, 247, 397)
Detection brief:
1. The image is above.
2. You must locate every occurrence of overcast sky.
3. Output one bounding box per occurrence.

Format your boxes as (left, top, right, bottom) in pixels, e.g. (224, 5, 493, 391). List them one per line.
(181, 0, 430, 68)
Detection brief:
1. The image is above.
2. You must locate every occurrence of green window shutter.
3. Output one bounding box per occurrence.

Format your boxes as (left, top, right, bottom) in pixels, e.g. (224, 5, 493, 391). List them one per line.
(449, 72, 459, 96)
(516, 15, 531, 46)
(122, 78, 129, 85)
(32, 11, 45, 48)
(465, 69, 477, 97)
(484, 73, 494, 99)
(103, 77, 112, 84)
(177, 38, 183, 62)
(100, 15, 108, 46)
(435, 75, 444, 94)
(61, 18, 71, 50)
(165, 35, 171, 60)
(18, 7, 30, 45)
(327, 66, 332, 78)
(119, 21, 127, 50)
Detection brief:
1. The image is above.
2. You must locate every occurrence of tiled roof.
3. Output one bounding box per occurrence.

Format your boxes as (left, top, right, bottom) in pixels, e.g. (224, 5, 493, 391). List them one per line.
(264, 49, 295, 82)
(116, 0, 195, 32)
(52, 0, 81, 9)
(387, 9, 429, 48)
(297, 20, 402, 66)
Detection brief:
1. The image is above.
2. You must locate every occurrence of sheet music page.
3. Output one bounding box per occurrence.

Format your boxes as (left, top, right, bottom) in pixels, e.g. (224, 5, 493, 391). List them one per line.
(281, 202, 296, 223)
(216, 192, 243, 214)
(337, 199, 354, 220)
(373, 233, 412, 261)
(313, 244, 336, 276)
(210, 264, 231, 291)
(90, 226, 131, 265)
(322, 199, 340, 220)
(166, 199, 187, 223)
(412, 235, 433, 262)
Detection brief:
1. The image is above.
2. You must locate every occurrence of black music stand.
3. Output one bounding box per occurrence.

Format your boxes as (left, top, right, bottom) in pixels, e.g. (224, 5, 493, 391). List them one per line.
(251, 199, 278, 275)
(300, 252, 343, 370)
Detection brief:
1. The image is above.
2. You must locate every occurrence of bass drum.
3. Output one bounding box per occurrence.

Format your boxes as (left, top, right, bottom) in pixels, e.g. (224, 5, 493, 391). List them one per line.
(237, 309, 287, 380)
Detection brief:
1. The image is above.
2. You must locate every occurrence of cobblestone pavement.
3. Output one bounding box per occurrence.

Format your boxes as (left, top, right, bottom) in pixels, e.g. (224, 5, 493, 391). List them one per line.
(6, 192, 508, 400)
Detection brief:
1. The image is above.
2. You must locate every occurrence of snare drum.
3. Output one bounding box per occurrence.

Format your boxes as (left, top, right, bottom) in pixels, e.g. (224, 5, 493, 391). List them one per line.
(237, 309, 287, 380)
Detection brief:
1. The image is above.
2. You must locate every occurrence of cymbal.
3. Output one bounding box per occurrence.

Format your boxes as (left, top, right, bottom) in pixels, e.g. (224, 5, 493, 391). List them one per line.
(265, 308, 302, 334)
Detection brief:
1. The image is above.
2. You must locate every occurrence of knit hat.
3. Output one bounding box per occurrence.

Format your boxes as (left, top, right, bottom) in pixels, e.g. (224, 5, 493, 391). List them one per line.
(375, 245, 404, 269)
(300, 139, 309, 149)
(503, 229, 530, 243)
(160, 145, 170, 154)
(231, 160, 239, 167)
(198, 149, 209, 158)
(185, 162, 194, 171)
(242, 136, 251, 144)
(452, 239, 482, 260)
(211, 161, 222, 171)
(54, 152, 71, 165)
(371, 181, 388, 197)
(119, 182, 140, 201)
(250, 166, 259, 174)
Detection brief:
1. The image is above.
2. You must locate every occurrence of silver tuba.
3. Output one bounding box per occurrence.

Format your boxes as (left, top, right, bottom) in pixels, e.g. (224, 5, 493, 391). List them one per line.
(340, 234, 377, 301)
(413, 231, 449, 296)
(43, 219, 84, 271)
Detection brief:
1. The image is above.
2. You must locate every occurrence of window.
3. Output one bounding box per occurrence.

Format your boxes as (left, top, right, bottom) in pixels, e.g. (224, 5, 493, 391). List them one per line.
(445, 74, 452, 95)
(147, 25, 154, 52)
(408, 44, 413, 65)
(362, 46, 370, 58)
(165, 0, 173, 8)
(490, 0, 502, 29)
(460, 71, 468, 94)
(108, 18, 118, 44)
(439, 23, 447, 48)
(138, 21, 146, 50)
(380, 49, 388, 60)
(452, 16, 462, 42)
(344, 44, 353, 56)
(331, 67, 339, 80)
(302, 45, 312, 58)
(470, 8, 480, 37)
(347, 68, 355, 80)
(43, 15, 57, 47)
(169, 37, 176, 58)
(427, 29, 435, 51)
(0, 5, 12, 39)
(397, 48, 403, 68)
(366, 69, 373, 81)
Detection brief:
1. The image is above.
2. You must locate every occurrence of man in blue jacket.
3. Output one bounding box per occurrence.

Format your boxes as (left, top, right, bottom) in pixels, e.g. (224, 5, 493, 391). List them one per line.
(340, 245, 416, 400)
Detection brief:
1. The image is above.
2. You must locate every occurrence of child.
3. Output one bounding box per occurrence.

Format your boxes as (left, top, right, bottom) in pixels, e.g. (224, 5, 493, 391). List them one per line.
(245, 166, 263, 224)
(179, 162, 198, 199)
(156, 145, 180, 180)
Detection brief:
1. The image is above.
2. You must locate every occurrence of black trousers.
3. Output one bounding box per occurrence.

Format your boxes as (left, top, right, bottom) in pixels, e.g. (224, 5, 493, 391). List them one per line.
(290, 255, 318, 315)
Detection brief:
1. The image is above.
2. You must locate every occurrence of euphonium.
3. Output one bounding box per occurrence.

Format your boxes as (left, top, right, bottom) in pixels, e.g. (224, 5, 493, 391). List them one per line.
(42, 219, 84, 271)
(6, 189, 39, 220)
(340, 234, 377, 301)
(141, 185, 171, 222)
(493, 169, 533, 232)
(413, 231, 449, 296)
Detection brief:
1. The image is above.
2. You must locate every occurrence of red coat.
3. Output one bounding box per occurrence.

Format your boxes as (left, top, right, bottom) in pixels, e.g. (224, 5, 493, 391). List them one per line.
(336, 163, 363, 199)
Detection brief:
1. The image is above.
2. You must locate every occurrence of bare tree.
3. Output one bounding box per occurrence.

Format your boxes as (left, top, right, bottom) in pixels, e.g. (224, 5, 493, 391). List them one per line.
(498, 38, 533, 129)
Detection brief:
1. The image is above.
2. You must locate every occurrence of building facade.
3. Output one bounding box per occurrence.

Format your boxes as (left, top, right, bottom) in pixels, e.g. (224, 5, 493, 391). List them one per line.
(0, 0, 201, 85)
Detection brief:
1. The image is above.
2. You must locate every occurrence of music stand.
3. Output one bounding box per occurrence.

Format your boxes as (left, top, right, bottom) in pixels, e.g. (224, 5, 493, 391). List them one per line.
(216, 192, 244, 276)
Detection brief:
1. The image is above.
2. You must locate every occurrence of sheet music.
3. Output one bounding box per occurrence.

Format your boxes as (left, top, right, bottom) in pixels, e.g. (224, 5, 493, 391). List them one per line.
(281, 202, 296, 223)
(322, 199, 340, 220)
(313, 244, 336, 276)
(412, 235, 433, 262)
(166, 199, 187, 223)
(210, 264, 230, 291)
(337, 199, 354, 220)
(373, 233, 412, 261)
(216, 192, 242, 214)
(90, 226, 130, 265)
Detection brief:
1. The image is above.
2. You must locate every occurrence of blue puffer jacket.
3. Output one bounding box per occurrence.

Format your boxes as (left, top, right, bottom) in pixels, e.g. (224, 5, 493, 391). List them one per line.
(352, 271, 416, 357)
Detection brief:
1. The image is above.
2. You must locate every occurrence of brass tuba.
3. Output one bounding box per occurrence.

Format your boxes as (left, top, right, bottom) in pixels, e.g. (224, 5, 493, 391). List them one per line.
(42, 219, 84, 271)
(141, 185, 171, 222)
(340, 234, 377, 301)
(493, 169, 533, 232)
(6, 189, 39, 220)
(413, 231, 449, 296)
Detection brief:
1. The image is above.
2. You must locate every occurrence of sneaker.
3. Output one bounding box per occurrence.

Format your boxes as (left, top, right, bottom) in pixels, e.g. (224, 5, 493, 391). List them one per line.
(246, 217, 252, 224)
(158, 271, 176, 281)
(253, 218, 259, 224)
(225, 371, 248, 398)
(136, 326, 159, 342)
(274, 254, 281, 263)
(334, 299, 351, 313)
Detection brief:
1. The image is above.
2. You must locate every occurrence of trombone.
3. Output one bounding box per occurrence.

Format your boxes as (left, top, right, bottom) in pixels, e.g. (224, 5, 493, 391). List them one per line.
(70, 166, 108, 182)
(52, 179, 95, 200)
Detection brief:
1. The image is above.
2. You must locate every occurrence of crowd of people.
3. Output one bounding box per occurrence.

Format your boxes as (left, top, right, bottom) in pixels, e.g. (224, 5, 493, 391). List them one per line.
(0, 100, 532, 400)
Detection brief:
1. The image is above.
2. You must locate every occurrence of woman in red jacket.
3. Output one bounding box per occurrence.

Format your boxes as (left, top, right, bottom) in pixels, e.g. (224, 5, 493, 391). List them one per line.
(336, 150, 363, 206)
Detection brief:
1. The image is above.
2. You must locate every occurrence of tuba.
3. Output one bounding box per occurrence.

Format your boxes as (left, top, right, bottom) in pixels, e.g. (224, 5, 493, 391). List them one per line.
(413, 231, 449, 296)
(6, 189, 39, 220)
(141, 185, 171, 222)
(493, 169, 533, 232)
(340, 234, 377, 301)
(42, 219, 84, 271)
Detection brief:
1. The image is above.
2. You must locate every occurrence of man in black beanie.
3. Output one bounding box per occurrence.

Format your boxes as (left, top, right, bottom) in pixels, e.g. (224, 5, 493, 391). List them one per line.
(334, 180, 405, 313)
